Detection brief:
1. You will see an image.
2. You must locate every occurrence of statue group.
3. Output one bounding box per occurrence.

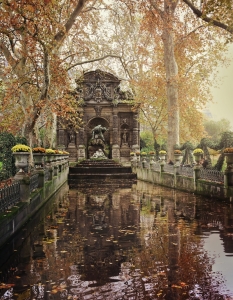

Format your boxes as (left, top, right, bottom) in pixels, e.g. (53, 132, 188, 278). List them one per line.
(90, 125, 108, 159)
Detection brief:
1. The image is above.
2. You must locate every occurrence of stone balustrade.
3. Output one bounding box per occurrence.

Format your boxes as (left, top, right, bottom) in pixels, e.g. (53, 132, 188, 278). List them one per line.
(132, 159, 233, 200)
(0, 154, 69, 247)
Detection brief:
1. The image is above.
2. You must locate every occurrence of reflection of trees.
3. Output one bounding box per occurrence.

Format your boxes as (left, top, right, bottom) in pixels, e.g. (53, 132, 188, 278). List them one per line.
(131, 212, 227, 299)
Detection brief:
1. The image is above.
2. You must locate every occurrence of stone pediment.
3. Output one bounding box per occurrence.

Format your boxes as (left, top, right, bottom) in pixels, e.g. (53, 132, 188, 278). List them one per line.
(75, 69, 133, 104)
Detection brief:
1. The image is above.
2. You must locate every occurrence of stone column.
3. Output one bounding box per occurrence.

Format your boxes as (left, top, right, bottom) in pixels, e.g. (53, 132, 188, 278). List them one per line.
(13, 173, 30, 203)
(132, 113, 140, 152)
(112, 111, 120, 160)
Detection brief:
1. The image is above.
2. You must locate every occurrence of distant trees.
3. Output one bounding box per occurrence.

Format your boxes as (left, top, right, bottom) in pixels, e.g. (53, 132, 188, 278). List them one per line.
(204, 118, 232, 143)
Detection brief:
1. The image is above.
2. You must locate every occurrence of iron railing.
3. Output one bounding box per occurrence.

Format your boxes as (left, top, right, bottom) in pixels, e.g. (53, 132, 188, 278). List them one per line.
(200, 168, 224, 183)
(0, 181, 20, 212)
(30, 173, 39, 192)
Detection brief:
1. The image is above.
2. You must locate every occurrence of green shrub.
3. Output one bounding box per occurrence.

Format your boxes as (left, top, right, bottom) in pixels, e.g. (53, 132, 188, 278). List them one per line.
(0, 132, 28, 181)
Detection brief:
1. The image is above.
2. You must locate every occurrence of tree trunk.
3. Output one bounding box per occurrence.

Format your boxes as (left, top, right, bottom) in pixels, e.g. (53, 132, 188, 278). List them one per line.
(162, 9, 179, 161)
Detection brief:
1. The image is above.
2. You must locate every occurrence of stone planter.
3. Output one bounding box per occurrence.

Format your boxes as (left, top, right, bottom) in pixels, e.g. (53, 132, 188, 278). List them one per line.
(224, 153, 233, 165)
(149, 154, 155, 161)
(159, 155, 166, 161)
(33, 153, 45, 168)
(13, 152, 30, 173)
(174, 154, 182, 165)
(193, 154, 203, 165)
(45, 154, 55, 165)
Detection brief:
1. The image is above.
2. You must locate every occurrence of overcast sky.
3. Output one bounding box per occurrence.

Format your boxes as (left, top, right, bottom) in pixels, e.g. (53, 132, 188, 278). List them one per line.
(207, 44, 233, 130)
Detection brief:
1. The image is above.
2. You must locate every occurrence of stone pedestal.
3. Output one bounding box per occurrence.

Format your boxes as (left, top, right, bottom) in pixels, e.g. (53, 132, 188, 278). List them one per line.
(112, 145, 120, 160)
(67, 142, 77, 162)
(120, 144, 130, 162)
(78, 145, 86, 160)
(13, 173, 30, 202)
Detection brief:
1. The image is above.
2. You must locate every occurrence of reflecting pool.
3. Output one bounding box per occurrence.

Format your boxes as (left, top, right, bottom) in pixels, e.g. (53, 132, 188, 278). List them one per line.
(1, 180, 233, 299)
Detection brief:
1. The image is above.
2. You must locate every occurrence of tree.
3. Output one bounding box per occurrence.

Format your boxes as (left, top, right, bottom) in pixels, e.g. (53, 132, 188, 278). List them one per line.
(204, 118, 232, 143)
(1, 0, 232, 153)
(0, 0, 100, 144)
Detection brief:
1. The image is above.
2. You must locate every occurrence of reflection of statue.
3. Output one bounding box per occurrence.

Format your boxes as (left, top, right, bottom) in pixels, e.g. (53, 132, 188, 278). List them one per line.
(91, 125, 108, 141)
(92, 149, 107, 159)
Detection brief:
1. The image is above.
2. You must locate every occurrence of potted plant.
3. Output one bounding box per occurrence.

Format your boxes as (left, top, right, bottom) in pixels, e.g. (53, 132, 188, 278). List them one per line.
(11, 144, 31, 173)
(140, 151, 147, 156)
(148, 151, 155, 161)
(32, 147, 46, 153)
(159, 150, 166, 160)
(45, 148, 55, 155)
(45, 148, 56, 164)
(193, 148, 204, 164)
(223, 147, 233, 164)
(174, 149, 182, 155)
(32, 147, 46, 168)
(174, 149, 183, 164)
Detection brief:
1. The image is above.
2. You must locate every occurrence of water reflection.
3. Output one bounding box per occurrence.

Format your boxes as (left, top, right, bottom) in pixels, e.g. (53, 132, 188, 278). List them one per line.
(0, 180, 233, 299)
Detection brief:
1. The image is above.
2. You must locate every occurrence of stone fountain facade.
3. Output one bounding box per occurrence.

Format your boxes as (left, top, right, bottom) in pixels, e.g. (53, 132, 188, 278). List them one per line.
(56, 69, 140, 162)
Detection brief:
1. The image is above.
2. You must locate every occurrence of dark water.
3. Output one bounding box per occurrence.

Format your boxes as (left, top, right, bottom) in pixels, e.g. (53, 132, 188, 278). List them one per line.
(1, 180, 233, 300)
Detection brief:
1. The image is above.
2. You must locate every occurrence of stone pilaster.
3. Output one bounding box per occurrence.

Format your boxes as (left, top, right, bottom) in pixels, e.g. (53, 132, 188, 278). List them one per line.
(112, 111, 120, 160)
(77, 128, 85, 160)
(57, 127, 66, 149)
(132, 113, 140, 152)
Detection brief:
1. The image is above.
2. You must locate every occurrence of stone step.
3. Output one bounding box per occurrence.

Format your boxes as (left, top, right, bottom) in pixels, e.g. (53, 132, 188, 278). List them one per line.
(68, 159, 137, 186)
(69, 166, 133, 174)
(68, 173, 137, 180)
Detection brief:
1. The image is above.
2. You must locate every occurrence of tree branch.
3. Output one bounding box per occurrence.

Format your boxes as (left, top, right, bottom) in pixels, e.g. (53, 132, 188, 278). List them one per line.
(183, 0, 233, 34)
(0, 41, 17, 68)
(67, 54, 124, 70)
(54, 0, 86, 43)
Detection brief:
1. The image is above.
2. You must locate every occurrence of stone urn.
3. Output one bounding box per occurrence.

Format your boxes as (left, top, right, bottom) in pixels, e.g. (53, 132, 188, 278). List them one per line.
(193, 154, 203, 165)
(174, 154, 183, 165)
(193, 149, 203, 165)
(13, 152, 30, 173)
(45, 154, 55, 166)
(33, 153, 45, 168)
(149, 153, 155, 161)
(159, 152, 166, 163)
(224, 151, 233, 167)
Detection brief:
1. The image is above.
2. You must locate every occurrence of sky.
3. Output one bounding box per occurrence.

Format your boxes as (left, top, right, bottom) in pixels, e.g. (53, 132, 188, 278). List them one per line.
(207, 44, 233, 129)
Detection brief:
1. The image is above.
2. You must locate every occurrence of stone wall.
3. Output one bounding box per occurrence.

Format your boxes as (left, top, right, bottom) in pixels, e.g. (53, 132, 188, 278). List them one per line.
(0, 157, 69, 248)
(133, 164, 229, 200)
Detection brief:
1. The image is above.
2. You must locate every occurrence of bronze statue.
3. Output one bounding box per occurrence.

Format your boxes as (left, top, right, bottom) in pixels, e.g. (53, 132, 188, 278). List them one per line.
(91, 125, 108, 141)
